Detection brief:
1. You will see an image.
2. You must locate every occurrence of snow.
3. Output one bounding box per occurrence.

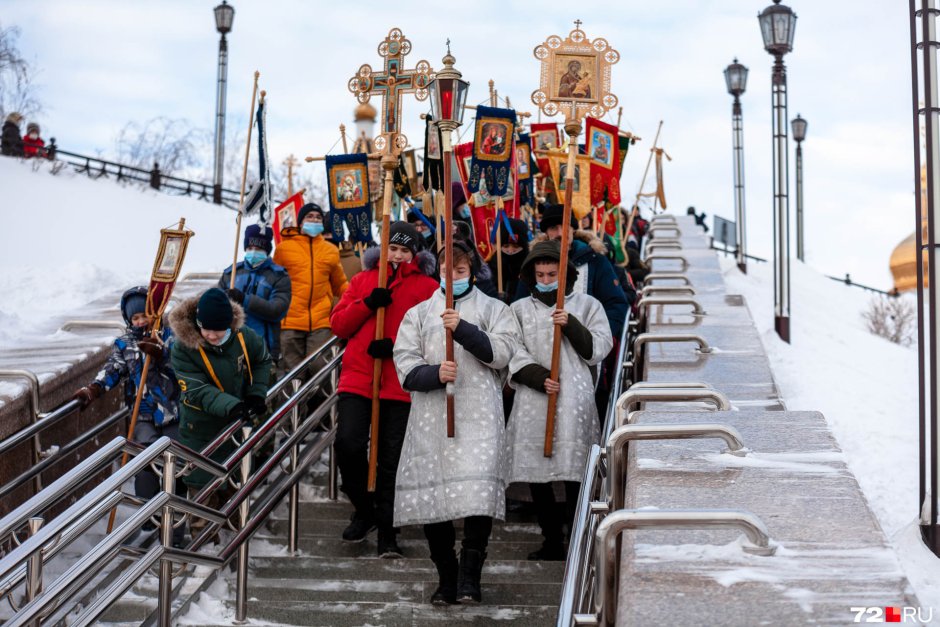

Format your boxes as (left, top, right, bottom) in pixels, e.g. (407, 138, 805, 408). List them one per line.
(719, 256, 937, 611)
(0, 157, 237, 342)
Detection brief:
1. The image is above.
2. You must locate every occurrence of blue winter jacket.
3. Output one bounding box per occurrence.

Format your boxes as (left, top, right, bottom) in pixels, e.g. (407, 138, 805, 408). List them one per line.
(94, 326, 180, 426)
(219, 257, 291, 361)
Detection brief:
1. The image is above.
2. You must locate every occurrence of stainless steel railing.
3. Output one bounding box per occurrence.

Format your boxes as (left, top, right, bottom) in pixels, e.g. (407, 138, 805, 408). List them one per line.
(0, 336, 344, 626)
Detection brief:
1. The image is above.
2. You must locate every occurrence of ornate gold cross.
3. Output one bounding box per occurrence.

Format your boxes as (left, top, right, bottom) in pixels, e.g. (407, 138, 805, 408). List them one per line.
(347, 28, 432, 155)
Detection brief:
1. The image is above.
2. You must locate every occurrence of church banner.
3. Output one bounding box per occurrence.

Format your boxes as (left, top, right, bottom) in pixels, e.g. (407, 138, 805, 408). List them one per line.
(529, 122, 560, 180)
(586, 117, 621, 208)
(325, 153, 373, 243)
(468, 105, 517, 198)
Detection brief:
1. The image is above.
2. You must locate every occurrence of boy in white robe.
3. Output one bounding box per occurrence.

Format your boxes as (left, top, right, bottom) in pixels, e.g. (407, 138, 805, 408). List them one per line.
(393, 239, 519, 605)
(504, 240, 612, 560)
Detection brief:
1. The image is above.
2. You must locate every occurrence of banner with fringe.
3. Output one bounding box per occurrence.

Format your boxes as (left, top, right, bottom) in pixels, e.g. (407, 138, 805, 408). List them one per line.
(422, 116, 444, 192)
(586, 117, 621, 208)
(468, 105, 517, 198)
(325, 153, 373, 243)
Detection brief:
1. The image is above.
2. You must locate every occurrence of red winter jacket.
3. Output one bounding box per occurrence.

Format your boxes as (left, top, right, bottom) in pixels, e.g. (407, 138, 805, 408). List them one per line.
(22, 135, 45, 158)
(330, 248, 439, 402)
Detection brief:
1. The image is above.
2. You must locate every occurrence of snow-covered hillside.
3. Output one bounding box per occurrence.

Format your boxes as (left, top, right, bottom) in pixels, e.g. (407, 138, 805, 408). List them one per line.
(720, 256, 938, 612)
(0, 157, 238, 344)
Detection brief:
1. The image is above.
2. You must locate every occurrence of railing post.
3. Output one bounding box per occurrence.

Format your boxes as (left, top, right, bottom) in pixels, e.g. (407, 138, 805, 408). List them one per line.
(288, 379, 301, 554)
(25, 516, 44, 627)
(157, 450, 176, 627)
(235, 426, 253, 623)
(329, 345, 340, 500)
(150, 162, 161, 190)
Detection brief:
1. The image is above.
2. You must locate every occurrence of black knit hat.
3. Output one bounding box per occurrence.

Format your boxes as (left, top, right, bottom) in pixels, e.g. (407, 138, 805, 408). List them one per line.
(498, 218, 530, 251)
(538, 204, 578, 233)
(298, 203, 324, 224)
(518, 240, 578, 293)
(244, 223, 273, 253)
(389, 221, 421, 255)
(196, 288, 234, 331)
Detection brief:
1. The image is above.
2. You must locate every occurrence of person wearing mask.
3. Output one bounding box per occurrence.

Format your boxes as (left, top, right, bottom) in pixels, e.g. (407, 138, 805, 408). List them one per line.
(22, 122, 45, 158)
(219, 224, 291, 364)
(274, 203, 349, 374)
(330, 222, 439, 556)
(487, 217, 529, 304)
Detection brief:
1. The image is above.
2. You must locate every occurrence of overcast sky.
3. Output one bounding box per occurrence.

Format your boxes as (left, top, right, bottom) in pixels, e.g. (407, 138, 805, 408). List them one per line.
(4, 0, 915, 289)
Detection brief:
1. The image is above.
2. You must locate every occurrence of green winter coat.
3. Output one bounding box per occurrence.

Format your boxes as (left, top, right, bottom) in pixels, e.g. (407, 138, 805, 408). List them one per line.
(169, 295, 273, 486)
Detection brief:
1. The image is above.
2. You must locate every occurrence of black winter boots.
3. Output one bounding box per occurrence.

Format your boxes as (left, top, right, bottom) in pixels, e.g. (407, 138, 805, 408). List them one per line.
(430, 550, 459, 605)
(456, 548, 486, 603)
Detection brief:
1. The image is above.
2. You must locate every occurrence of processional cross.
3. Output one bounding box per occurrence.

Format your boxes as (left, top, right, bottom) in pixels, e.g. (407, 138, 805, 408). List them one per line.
(348, 28, 432, 155)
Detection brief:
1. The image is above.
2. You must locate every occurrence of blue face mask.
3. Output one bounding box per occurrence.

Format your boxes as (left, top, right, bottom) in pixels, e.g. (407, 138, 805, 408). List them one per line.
(208, 329, 232, 346)
(459, 206, 471, 219)
(244, 250, 267, 267)
(302, 222, 324, 237)
(535, 280, 558, 293)
(441, 277, 472, 295)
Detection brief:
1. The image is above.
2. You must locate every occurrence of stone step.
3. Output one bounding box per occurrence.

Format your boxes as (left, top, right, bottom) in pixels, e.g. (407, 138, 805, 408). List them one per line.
(264, 517, 545, 543)
(239, 599, 559, 626)
(252, 533, 546, 561)
(247, 577, 562, 606)
(247, 556, 565, 584)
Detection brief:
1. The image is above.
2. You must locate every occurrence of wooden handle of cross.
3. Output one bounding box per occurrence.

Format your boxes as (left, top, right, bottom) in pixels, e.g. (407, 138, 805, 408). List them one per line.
(230, 72, 261, 290)
(544, 117, 582, 458)
(367, 155, 398, 492)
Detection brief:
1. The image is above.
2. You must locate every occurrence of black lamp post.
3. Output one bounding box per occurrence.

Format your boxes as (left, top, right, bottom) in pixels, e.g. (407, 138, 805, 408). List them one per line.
(212, 1, 234, 204)
(791, 114, 808, 261)
(724, 58, 749, 273)
(759, 0, 797, 343)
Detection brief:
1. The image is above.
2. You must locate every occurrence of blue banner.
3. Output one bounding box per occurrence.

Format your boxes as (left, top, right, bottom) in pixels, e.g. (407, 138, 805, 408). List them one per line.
(325, 153, 373, 244)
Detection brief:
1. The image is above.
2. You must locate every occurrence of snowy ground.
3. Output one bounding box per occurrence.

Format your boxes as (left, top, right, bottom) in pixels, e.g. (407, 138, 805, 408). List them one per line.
(719, 255, 939, 615)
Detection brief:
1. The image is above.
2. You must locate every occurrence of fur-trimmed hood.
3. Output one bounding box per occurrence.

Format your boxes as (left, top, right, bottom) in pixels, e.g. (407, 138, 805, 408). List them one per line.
(168, 294, 247, 350)
(533, 229, 608, 256)
(362, 247, 437, 276)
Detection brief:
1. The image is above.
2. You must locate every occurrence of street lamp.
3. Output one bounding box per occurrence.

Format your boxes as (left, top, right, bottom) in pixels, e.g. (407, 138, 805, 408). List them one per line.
(759, 0, 797, 343)
(791, 114, 807, 261)
(427, 42, 469, 436)
(724, 58, 749, 274)
(212, 1, 234, 204)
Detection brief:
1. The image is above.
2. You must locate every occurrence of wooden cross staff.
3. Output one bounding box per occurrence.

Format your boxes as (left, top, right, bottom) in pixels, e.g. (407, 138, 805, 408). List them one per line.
(230, 72, 261, 290)
(623, 121, 664, 261)
(283, 154, 301, 196)
(348, 27, 432, 491)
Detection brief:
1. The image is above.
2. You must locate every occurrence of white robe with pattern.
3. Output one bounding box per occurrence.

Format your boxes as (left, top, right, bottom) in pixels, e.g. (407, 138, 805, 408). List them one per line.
(392, 288, 520, 526)
(504, 292, 612, 483)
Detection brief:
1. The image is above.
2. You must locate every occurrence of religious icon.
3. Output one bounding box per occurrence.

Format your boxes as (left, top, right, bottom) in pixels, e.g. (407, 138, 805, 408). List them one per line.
(330, 163, 369, 208)
(474, 117, 513, 161)
(153, 234, 185, 280)
(516, 144, 531, 178)
(427, 122, 441, 159)
(558, 163, 581, 192)
(553, 55, 598, 102)
(590, 128, 614, 168)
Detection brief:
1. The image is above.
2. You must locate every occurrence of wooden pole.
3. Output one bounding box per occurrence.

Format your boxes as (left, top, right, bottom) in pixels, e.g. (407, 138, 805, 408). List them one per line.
(230, 72, 261, 290)
(623, 121, 664, 260)
(544, 106, 582, 458)
(340, 124, 349, 154)
(434, 188, 444, 253)
(283, 154, 300, 196)
(617, 106, 623, 130)
(442, 136, 456, 437)
(495, 197, 504, 297)
(367, 147, 399, 491)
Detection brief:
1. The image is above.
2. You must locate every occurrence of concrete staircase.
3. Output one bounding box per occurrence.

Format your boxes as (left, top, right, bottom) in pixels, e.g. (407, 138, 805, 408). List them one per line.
(100, 463, 564, 626)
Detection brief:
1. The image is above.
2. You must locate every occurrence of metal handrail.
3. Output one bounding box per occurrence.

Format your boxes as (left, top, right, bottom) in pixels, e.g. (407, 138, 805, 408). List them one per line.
(606, 423, 747, 511)
(648, 225, 681, 238)
(59, 320, 127, 333)
(650, 215, 677, 223)
(615, 387, 732, 428)
(644, 273, 691, 286)
(0, 370, 46, 493)
(644, 252, 689, 270)
(637, 295, 705, 315)
(632, 333, 711, 381)
(645, 241, 682, 254)
(592, 509, 775, 625)
(640, 284, 695, 298)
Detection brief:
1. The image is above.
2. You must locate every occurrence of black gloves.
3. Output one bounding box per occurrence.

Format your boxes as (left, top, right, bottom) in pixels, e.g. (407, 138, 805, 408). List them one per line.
(363, 287, 393, 310)
(227, 402, 248, 422)
(138, 336, 164, 362)
(367, 338, 394, 359)
(246, 395, 268, 418)
(72, 383, 103, 410)
(227, 288, 245, 304)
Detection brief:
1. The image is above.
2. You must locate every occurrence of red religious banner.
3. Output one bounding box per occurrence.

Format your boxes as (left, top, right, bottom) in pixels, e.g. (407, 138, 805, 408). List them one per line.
(585, 117, 621, 208)
(272, 190, 305, 244)
(147, 220, 194, 320)
(529, 123, 560, 180)
(455, 141, 497, 259)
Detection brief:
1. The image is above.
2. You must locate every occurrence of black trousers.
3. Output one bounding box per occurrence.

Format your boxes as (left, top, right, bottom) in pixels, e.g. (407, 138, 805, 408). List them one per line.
(423, 516, 493, 559)
(335, 392, 410, 532)
(530, 481, 580, 544)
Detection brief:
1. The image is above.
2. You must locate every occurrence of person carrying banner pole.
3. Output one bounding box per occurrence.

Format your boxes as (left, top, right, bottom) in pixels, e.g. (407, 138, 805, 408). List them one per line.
(230, 72, 260, 289)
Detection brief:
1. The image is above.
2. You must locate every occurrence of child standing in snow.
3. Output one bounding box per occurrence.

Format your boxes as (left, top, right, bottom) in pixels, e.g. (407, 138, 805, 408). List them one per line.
(392, 239, 519, 605)
(504, 240, 612, 560)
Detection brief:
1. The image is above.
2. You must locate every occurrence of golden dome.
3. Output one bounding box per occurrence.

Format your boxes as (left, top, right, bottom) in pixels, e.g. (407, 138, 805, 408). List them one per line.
(890, 231, 921, 292)
(354, 102, 377, 122)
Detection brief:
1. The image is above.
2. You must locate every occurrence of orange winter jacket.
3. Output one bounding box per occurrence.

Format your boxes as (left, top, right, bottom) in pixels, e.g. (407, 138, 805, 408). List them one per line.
(274, 228, 349, 332)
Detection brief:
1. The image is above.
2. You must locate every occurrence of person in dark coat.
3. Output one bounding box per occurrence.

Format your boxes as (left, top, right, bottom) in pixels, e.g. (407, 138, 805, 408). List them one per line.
(514, 204, 627, 339)
(487, 217, 529, 304)
(1, 113, 24, 157)
(330, 221, 439, 557)
(219, 224, 291, 363)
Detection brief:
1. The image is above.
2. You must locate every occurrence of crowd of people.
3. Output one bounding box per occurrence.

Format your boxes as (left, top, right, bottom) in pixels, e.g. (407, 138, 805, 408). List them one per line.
(70, 195, 654, 606)
(1, 112, 49, 158)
